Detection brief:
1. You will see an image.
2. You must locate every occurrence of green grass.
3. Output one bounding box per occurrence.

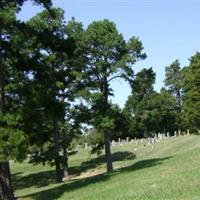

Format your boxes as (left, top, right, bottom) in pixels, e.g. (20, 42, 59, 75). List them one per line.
(11, 135, 200, 200)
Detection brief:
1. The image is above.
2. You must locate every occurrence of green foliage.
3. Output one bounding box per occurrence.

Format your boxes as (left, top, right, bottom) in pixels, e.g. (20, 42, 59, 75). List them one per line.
(0, 4, 28, 162)
(109, 104, 130, 139)
(124, 68, 156, 137)
(0, 128, 27, 161)
(124, 68, 181, 137)
(183, 52, 200, 132)
(130, 67, 155, 100)
(79, 19, 146, 136)
(86, 129, 104, 155)
(165, 59, 183, 113)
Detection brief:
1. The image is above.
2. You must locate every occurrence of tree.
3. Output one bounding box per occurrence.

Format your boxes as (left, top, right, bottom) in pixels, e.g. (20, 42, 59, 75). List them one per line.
(21, 12, 88, 182)
(183, 52, 200, 132)
(148, 88, 179, 134)
(124, 68, 156, 137)
(22, 8, 78, 182)
(81, 19, 146, 172)
(130, 67, 156, 101)
(0, 4, 28, 199)
(165, 60, 183, 113)
(124, 67, 181, 137)
(0, 1, 56, 198)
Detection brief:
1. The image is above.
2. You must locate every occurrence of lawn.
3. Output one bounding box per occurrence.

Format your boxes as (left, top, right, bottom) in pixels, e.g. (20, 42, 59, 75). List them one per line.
(11, 135, 200, 200)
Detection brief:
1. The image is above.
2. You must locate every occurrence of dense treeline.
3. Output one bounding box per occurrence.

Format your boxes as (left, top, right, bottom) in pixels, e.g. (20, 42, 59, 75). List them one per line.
(0, 1, 200, 199)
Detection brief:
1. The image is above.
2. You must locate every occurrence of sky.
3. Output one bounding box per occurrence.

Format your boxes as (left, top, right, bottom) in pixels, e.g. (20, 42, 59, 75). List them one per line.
(18, 0, 200, 107)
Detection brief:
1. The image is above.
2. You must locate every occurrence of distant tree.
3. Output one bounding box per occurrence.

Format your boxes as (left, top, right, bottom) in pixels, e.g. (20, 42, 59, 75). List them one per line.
(130, 67, 156, 101)
(124, 66, 182, 137)
(149, 88, 179, 134)
(183, 53, 200, 132)
(124, 68, 156, 137)
(80, 19, 146, 172)
(165, 60, 183, 113)
(110, 104, 130, 140)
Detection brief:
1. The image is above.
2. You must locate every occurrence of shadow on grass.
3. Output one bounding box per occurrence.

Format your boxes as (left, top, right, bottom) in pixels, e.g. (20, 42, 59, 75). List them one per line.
(70, 151, 136, 175)
(19, 156, 172, 200)
(13, 151, 135, 190)
(12, 170, 56, 190)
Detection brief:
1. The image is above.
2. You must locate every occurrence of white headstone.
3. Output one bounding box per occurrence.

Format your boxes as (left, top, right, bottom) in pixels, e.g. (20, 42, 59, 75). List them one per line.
(126, 137, 129, 143)
(167, 132, 170, 138)
(174, 131, 177, 137)
(111, 140, 115, 146)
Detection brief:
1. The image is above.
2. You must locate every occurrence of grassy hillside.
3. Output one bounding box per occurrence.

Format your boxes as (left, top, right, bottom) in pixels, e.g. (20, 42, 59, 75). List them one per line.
(12, 135, 200, 200)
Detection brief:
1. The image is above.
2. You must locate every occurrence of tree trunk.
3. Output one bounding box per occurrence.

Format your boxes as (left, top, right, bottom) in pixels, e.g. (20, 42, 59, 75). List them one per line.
(52, 118, 62, 182)
(0, 161, 15, 200)
(62, 133, 69, 179)
(104, 129, 113, 173)
(63, 149, 69, 178)
(102, 76, 113, 173)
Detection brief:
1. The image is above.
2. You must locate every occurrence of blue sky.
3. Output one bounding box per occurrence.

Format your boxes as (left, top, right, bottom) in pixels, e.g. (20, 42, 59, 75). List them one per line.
(18, 0, 200, 107)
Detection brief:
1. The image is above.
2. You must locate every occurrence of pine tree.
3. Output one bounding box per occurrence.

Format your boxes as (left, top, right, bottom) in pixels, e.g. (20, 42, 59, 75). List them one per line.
(165, 59, 183, 113)
(183, 53, 200, 132)
(80, 19, 146, 172)
(0, 1, 52, 198)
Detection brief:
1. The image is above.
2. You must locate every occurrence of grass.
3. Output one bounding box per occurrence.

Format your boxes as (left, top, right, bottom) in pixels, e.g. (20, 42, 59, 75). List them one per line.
(11, 135, 200, 200)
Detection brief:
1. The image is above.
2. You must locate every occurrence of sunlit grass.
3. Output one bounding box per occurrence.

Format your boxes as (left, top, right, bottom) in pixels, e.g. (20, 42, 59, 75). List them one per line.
(12, 135, 200, 200)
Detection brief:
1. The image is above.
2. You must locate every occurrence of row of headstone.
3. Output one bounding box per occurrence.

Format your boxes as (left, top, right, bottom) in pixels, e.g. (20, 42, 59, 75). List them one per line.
(80, 129, 192, 151)
(174, 129, 190, 136)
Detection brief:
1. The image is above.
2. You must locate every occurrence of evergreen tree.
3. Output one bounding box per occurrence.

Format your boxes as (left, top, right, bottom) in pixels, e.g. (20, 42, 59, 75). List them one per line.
(124, 68, 156, 137)
(183, 53, 200, 132)
(22, 8, 79, 182)
(0, 1, 52, 199)
(165, 59, 183, 113)
(80, 19, 146, 172)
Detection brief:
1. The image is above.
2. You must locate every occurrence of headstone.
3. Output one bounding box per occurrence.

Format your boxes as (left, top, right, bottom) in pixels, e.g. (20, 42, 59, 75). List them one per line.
(147, 138, 151, 145)
(167, 132, 170, 138)
(126, 137, 129, 143)
(174, 131, 177, 137)
(152, 138, 155, 144)
(178, 130, 181, 136)
(118, 138, 121, 144)
(85, 143, 88, 150)
(111, 140, 115, 146)
(76, 145, 81, 153)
